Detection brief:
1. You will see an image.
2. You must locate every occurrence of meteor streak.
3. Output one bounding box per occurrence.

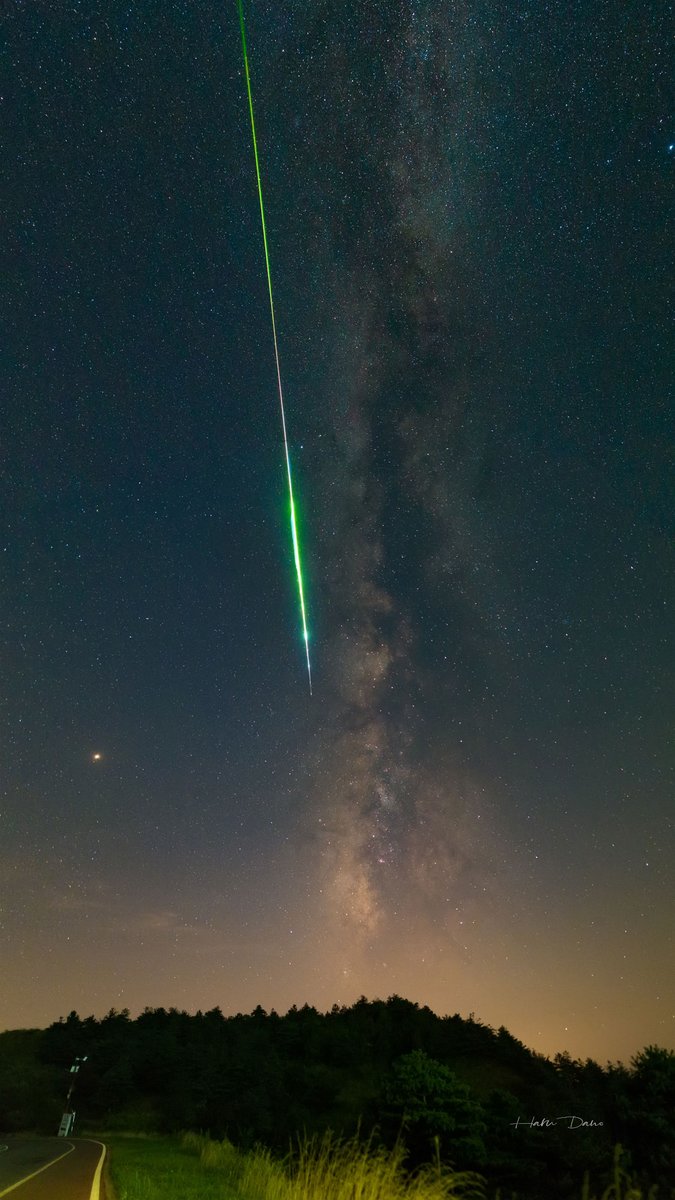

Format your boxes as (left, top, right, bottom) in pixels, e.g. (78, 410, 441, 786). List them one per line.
(236, 0, 312, 694)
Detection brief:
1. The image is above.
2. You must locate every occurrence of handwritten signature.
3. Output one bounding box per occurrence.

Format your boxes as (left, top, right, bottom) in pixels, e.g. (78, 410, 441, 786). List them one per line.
(510, 1116, 604, 1130)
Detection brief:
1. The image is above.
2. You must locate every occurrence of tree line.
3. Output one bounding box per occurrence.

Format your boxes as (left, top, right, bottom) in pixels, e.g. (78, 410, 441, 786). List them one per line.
(1, 996, 673, 1198)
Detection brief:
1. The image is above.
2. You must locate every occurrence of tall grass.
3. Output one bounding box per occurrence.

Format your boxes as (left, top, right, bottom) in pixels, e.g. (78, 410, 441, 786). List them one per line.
(180, 1130, 241, 1173)
(109, 1132, 667, 1200)
(580, 1143, 662, 1200)
(179, 1130, 485, 1200)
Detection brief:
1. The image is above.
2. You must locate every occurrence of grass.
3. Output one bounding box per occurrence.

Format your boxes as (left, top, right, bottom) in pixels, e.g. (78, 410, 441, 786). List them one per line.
(104, 1132, 667, 1200)
(105, 1130, 485, 1200)
(230, 1132, 485, 1200)
(580, 1144, 664, 1200)
(105, 1133, 242, 1200)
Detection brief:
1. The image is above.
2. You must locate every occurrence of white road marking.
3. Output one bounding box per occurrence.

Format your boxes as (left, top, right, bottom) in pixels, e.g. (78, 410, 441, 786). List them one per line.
(0, 1142, 75, 1196)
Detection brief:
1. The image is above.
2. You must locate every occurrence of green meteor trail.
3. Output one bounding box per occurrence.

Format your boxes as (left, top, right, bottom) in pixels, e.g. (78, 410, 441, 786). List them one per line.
(236, 0, 312, 694)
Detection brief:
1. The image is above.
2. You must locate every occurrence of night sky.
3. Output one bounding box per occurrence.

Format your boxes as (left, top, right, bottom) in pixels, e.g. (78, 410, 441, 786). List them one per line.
(3, 0, 673, 1064)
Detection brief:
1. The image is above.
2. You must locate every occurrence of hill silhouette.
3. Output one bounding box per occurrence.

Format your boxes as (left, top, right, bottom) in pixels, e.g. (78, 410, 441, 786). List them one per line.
(1, 996, 673, 1198)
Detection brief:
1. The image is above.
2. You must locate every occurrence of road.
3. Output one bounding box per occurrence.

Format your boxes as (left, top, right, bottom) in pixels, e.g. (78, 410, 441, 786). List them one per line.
(0, 1138, 106, 1200)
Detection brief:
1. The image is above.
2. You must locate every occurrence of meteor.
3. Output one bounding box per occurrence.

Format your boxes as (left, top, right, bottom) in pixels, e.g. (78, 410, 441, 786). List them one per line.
(236, 0, 312, 694)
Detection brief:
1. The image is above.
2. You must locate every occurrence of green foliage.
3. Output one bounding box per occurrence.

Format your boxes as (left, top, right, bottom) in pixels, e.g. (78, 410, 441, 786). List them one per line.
(618, 1046, 675, 1190)
(1, 999, 672, 1198)
(580, 1142, 667, 1200)
(276, 1131, 486, 1200)
(382, 1049, 487, 1167)
(106, 1134, 241, 1199)
(120, 1131, 487, 1200)
(96, 1056, 135, 1111)
(0, 1029, 62, 1132)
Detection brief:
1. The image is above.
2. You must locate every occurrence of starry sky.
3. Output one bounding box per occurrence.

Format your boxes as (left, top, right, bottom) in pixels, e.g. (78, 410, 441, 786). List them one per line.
(2, 0, 673, 1063)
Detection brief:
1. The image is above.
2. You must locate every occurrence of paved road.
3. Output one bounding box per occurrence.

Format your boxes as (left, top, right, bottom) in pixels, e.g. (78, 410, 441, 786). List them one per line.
(0, 1138, 105, 1199)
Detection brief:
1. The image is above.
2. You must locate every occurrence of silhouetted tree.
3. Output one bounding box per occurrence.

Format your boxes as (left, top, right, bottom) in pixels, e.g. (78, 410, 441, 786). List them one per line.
(381, 1048, 487, 1169)
(1, 999, 669, 1198)
(619, 1045, 675, 1189)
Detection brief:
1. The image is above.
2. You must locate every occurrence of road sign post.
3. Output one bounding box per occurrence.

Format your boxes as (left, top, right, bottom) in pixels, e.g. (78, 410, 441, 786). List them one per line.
(57, 1055, 87, 1135)
(58, 1112, 74, 1137)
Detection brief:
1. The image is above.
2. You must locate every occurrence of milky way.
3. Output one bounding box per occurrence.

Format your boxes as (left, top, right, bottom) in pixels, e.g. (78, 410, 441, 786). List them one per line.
(2, 0, 672, 1062)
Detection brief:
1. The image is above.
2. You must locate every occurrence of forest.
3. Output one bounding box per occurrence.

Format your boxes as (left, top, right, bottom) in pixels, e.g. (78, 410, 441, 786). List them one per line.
(1, 997, 673, 1198)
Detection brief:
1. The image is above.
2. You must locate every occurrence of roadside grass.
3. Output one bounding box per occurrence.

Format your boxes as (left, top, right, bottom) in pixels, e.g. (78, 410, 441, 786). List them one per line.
(187, 1130, 485, 1200)
(104, 1133, 242, 1200)
(106, 1131, 485, 1200)
(104, 1132, 664, 1200)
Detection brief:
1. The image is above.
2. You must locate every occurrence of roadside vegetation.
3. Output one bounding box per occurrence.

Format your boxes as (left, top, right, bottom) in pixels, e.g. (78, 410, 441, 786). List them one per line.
(105, 1134, 241, 1200)
(108, 1131, 485, 1200)
(2, 998, 673, 1198)
(106, 1134, 666, 1200)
